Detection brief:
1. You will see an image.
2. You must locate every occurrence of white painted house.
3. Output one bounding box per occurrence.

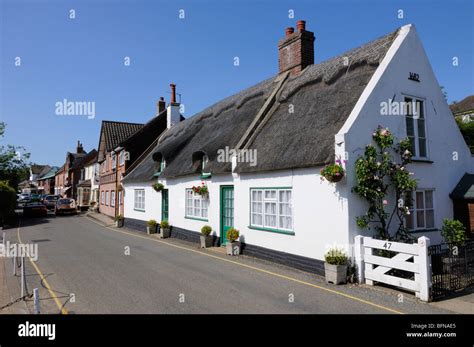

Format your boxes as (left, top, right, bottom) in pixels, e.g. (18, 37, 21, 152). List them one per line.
(122, 21, 473, 274)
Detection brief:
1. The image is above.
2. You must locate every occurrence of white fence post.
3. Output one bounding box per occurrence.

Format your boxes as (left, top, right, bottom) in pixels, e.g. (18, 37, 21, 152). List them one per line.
(354, 235, 365, 283)
(20, 256, 25, 297)
(417, 236, 431, 302)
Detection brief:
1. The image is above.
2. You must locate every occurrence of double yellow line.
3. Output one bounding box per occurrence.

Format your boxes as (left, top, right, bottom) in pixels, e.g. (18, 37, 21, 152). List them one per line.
(16, 224, 68, 314)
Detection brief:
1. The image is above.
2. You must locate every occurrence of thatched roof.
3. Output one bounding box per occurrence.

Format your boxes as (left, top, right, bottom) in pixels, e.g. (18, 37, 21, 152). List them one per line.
(124, 27, 399, 183)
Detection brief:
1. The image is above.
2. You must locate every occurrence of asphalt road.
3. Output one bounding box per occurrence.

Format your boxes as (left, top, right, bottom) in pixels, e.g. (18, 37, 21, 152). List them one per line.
(9, 213, 452, 314)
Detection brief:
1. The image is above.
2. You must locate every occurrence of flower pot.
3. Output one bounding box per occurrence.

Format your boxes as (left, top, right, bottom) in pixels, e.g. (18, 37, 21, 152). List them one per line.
(115, 220, 124, 228)
(200, 235, 213, 248)
(226, 241, 240, 256)
(160, 227, 170, 239)
(147, 226, 157, 234)
(324, 263, 347, 285)
(326, 174, 343, 183)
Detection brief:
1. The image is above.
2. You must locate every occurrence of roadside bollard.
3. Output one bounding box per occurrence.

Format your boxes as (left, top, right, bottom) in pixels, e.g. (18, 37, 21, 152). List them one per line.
(33, 288, 40, 314)
(2, 231, 5, 245)
(20, 256, 27, 297)
(13, 256, 17, 276)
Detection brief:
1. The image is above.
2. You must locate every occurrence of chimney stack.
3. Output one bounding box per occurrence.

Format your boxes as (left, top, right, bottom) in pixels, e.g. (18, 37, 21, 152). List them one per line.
(278, 20, 315, 76)
(76, 140, 84, 154)
(157, 97, 166, 114)
(167, 83, 181, 129)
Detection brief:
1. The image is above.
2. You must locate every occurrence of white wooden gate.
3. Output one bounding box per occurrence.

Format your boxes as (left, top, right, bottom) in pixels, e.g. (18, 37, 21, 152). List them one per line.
(354, 235, 432, 302)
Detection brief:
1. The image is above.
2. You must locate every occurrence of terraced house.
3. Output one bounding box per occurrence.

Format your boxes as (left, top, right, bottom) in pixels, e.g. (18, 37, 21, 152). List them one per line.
(122, 21, 473, 274)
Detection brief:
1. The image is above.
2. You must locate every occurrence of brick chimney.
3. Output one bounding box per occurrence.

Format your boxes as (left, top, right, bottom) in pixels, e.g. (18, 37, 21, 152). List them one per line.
(278, 20, 315, 75)
(167, 84, 181, 129)
(157, 97, 166, 114)
(76, 140, 84, 154)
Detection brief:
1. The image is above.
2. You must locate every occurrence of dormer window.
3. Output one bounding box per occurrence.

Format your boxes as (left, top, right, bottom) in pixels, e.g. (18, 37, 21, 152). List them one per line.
(192, 151, 211, 178)
(152, 152, 165, 177)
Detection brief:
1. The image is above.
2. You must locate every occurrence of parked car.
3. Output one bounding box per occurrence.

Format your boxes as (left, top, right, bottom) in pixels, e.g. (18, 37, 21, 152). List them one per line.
(30, 194, 42, 202)
(39, 194, 48, 203)
(44, 195, 60, 210)
(55, 198, 77, 215)
(23, 202, 48, 217)
(17, 193, 31, 208)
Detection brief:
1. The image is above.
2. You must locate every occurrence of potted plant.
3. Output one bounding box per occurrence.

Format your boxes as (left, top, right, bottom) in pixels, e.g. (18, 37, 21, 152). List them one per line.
(152, 182, 164, 192)
(115, 214, 124, 228)
(159, 220, 171, 239)
(192, 182, 209, 197)
(200, 225, 213, 248)
(225, 228, 240, 256)
(320, 159, 345, 182)
(324, 248, 348, 285)
(147, 219, 157, 234)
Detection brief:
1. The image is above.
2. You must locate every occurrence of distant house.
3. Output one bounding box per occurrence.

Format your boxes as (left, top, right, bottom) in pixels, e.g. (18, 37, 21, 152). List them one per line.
(54, 141, 89, 198)
(19, 164, 50, 194)
(97, 121, 144, 218)
(450, 95, 474, 123)
(37, 166, 59, 195)
(76, 149, 99, 209)
(122, 21, 473, 274)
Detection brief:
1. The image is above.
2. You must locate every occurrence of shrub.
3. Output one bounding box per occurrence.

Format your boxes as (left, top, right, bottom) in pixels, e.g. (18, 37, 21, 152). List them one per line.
(152, 182, 164, 192)
(201, 225, 212, 236)
(160, 220, 170, 229)
(324, 248, 348, 265)
(115, 214, 124, 221)
(147, 219, 157, 228)
(226, 228, 239, 242)
(441, 218, 467, 245)
(0, 181, 16, 223)
(192, 182, 209, 196)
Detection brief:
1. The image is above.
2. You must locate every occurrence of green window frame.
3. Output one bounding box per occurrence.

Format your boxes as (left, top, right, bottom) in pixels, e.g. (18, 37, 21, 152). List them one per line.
(249, 187, 294, 235)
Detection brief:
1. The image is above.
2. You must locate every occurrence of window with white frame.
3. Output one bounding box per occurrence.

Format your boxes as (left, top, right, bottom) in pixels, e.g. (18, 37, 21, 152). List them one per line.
(101, 191, 105, 205)
(118, 191, 122, 206)
(111, 191, 116, 207)
(185, 189, 208, 219)
(404, 96, 427, 158)
(406, 189, 435, 231)
(250, 188, 293, 232)
(105, 191, 109, 206)
(134, 189, 145, 211)
(111, 153, 116, 170)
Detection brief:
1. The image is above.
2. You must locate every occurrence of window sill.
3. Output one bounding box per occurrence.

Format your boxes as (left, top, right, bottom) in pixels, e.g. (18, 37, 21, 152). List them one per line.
(134, 208, 145, 212)
(408, 228, 438, 233)
(411, 159, 434, 164)
(248, 226, 295, 236)
(185, 216, 208, 222)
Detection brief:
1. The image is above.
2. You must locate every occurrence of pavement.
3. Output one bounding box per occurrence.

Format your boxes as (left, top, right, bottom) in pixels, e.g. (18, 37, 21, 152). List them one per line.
(0, 211, 466, 314)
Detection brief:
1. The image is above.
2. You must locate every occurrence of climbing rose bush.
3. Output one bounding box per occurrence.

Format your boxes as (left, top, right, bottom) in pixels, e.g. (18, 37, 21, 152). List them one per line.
(353, 126, 417, 241)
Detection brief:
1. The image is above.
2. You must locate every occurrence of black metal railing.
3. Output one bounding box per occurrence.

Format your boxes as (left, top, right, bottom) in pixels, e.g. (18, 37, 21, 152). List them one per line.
(428, 239, 474, 300)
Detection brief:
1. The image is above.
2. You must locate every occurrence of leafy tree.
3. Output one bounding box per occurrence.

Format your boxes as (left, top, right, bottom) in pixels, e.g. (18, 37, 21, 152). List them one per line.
(0, 122, 30, 190)
(440, 218, 467, 245)
(456, 118, 474, 153)
(353, 126, 417, 241)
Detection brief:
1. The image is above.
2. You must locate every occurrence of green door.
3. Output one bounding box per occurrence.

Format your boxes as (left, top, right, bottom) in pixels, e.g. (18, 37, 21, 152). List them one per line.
(220, 186, 234, 245)
(161, 189, 169, 221)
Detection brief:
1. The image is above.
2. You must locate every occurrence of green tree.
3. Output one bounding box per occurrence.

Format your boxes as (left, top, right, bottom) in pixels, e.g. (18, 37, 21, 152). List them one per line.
(0, 180, 17, 226)
(353, 126, 418, 241)
(0, 122, 30, 190)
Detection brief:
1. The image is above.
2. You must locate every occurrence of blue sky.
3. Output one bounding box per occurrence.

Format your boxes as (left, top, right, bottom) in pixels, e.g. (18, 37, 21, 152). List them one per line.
(1, 0, 473, 166)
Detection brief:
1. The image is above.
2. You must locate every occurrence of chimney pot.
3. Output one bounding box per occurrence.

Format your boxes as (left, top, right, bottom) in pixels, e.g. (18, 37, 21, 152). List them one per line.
(297, 20, 306, 32)
(170, 84, 176, 104)
(285, 27, 294, 36)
